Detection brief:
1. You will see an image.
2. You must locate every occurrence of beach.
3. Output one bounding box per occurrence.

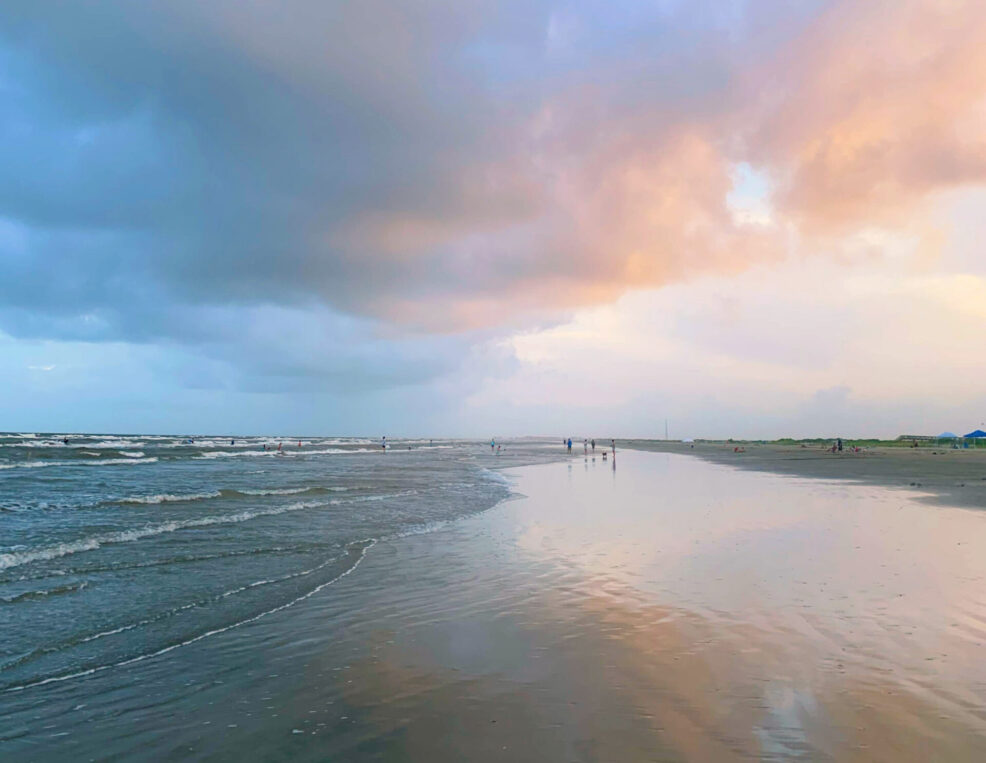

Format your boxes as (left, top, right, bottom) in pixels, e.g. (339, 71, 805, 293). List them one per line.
(624, 440, 986, 511)
(4, 441, 986, 760)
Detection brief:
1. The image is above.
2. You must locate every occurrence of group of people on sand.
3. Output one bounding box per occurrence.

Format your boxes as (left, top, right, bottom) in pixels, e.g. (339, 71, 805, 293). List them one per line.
(564, 437, 615, 459)
(828, 438, 860, 454)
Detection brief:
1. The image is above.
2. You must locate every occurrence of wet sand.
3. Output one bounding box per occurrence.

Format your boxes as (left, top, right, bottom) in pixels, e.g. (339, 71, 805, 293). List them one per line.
(623, 440, 986, 511)
(10, 449, 986, 761)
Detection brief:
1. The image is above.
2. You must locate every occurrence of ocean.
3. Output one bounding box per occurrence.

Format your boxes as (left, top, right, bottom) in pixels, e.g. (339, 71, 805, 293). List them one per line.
(0, 434, 556, 699)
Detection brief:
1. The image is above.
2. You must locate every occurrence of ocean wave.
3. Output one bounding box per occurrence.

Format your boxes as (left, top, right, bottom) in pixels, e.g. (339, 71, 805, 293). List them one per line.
(0, 439, 143, 450)
(0, 493, 407, 572)
(0, 490, 417, 570)
(119, 451, 145, 458)
(69, 440, 135, 449)
(233, 487, 313, 496)
(2, 545, 310, 585)
(193, 450, 275, 459)
(299, 447, 377, 455)
(3, 539, 376, 693)
(114, 487, 335, 503)
(0, 581, 88, 605)
(0, 500, 326, 571)
(116, 491, 222, 505)
(193, 447, 376, 459)
(0, 457, 158, 470)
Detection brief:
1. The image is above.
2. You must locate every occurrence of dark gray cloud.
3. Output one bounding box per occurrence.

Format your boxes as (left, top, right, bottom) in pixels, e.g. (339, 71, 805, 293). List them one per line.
(0, 0, 829, 395)
(0, 2, 795, 319)
(0, 1, 548, 320)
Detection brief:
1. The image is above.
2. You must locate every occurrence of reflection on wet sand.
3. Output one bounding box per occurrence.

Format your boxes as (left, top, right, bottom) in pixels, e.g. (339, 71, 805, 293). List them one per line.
(336, 563, 986, 760)
(331, 451, 986, 760)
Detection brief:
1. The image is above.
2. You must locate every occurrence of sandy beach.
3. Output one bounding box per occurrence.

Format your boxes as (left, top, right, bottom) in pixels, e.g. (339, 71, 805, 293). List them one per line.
(8, 446, 986, 761)
(623, 440, 986, 511)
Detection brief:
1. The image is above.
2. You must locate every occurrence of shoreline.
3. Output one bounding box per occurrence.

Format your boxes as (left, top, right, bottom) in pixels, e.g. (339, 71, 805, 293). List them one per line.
(7, 449, 986, 759)
(622, 440, 986, 511)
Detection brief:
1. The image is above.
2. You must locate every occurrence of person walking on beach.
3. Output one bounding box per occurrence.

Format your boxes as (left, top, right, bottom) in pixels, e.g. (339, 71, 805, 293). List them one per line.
(567, 438, 572, 452)
(491, 438, 495, 452)
(611, 439, 616, 456)
(591, 439, 595, 452)
(583, 438, 588, 454)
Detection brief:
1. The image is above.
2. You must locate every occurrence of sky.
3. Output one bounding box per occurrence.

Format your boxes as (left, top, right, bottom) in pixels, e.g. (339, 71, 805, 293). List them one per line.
(1, 0, 985, 438)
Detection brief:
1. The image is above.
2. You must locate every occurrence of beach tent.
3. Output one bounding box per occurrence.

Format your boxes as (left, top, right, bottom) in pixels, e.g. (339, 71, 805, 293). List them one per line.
(962, 430, 986, 448)
(938, 432, 959, 438)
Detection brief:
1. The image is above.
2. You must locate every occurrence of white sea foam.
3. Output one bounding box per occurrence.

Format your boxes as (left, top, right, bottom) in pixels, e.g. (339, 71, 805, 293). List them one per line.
(194, 450, 275, 459)
(0, 499, 328, 571)
(299, 447, 376, 455)
(70, 440, 134, 449)
(0, 491, 408, 572)
(193, 447, 375, 460)
(119, 451, 145, 458)
(0, 457, 158, 470)
(236, 487, 311, 496)
(117, 491, 222, 505)
(0, 439, 144, 450)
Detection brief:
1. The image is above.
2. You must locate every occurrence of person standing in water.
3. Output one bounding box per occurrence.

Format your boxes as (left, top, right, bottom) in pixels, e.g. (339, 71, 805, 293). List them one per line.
(381, 436, 387, 451)
(491, 438, 495, 452)
(567, 438, 572, 452)
(591, 439, 595, 452)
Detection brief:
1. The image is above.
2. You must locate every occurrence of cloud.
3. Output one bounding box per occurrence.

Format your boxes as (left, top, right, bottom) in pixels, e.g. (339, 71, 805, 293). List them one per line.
(745, 0, 986, 231)
(460, 254, 986, 438)
(0, 1, 787, 336)
(1, 0, 985, 408)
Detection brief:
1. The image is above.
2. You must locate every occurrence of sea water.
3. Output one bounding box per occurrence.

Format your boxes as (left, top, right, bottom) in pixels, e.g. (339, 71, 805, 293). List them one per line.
(0, 434, 553, 696)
